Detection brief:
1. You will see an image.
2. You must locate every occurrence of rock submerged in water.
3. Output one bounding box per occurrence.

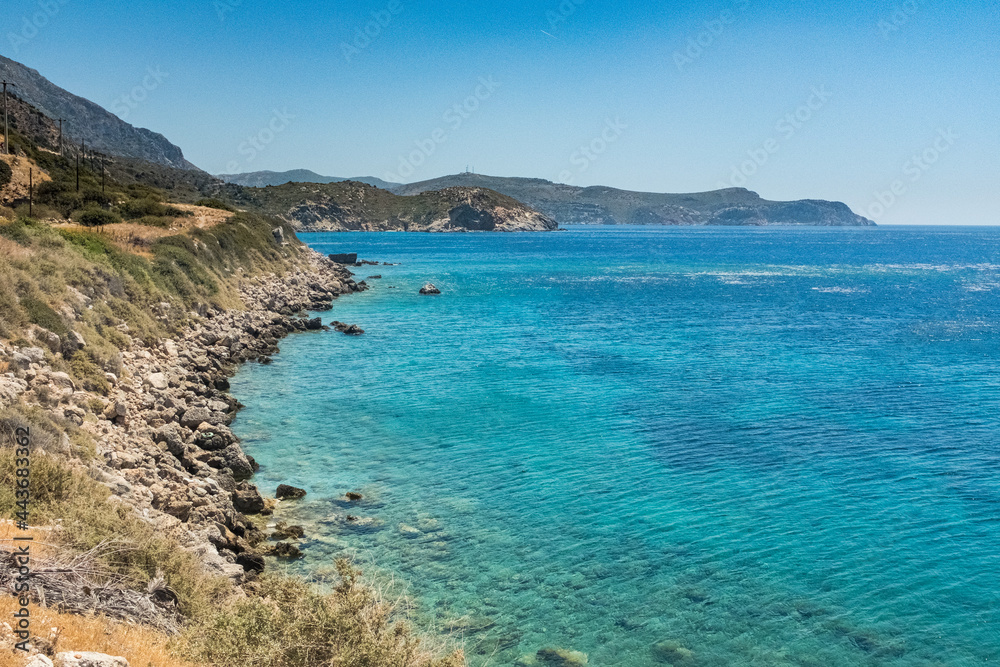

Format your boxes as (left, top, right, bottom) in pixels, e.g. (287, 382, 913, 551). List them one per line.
(535, 648, 588, 666)
(345, 491, 363, 501)
(271, 521, 305, 540)
(651, 640, 696, 665)
(420, 283, 441, 295)
(270, 541, 303, 559)
(276, 484, 307, 500)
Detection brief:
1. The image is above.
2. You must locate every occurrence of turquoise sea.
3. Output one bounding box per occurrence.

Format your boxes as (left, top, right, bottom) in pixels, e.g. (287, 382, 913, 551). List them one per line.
(231, 226, 1000, 666)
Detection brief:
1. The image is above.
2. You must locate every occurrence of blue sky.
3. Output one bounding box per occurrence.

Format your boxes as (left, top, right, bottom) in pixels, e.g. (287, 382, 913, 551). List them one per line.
(3, 0, 998, 224)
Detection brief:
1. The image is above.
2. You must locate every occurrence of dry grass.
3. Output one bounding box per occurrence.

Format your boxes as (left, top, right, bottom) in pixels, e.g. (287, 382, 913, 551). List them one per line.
(0, 236, 32, 261)
(0, 597, 202, 667)
(169, 204, 235, 229)
(54, 203, 235, 256)
(0, 154, 51, 207)
(0, 522, 57, 560)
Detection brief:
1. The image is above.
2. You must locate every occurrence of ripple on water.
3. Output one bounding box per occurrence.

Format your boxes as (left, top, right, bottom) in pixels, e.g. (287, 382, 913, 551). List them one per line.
(234, 227, 1000, 666)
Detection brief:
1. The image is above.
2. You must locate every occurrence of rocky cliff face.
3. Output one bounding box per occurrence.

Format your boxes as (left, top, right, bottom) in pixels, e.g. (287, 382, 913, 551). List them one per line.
(233, 181, 558, 232)
(394, 174, 875, 227)
(0, 55, 197, 170)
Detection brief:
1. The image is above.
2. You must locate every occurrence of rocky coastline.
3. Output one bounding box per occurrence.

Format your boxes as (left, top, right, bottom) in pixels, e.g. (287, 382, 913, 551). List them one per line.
(1, 249, 367, 583)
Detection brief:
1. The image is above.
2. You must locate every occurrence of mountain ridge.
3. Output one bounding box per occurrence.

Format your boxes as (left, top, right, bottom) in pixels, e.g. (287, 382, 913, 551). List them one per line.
(0, 55, 197, 170)
(393, 173, 875, 227)
(217, 169, 398, 190)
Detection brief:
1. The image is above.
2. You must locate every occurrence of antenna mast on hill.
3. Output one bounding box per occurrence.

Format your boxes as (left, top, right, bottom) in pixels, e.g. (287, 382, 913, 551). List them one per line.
(1, 81, 13, 155)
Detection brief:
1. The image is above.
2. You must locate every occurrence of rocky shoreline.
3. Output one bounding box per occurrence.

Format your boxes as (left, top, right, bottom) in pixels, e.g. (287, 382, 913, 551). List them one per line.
(2, 249, 367, 582)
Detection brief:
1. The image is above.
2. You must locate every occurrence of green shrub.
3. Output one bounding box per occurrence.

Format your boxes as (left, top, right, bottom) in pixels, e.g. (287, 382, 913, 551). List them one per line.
(196, 198, 236, 212)
(120, 198, 190, 220)
(69, 350, 111, 394)
(0, 218, 31, 245)
(183, 562, 465, 667)
(133, 215, 173, 228)
(77, 208, 123, 227)
(19, 295, 68, 335)
(0, 160, 12, 188)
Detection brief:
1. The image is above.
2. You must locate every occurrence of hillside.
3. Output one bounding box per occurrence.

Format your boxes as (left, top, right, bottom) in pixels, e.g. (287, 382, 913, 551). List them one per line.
(229, 180, 558, 232)
(393, 173, 876, 227)
(217, 169, 398, 190)
(0, 55, 197, 170)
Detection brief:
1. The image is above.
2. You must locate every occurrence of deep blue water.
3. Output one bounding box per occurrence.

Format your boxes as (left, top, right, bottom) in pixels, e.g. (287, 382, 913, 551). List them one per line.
(231, 226, 1000, 666)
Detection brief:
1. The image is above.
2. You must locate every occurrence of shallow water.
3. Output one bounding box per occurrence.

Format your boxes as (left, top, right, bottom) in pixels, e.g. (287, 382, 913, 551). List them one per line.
(231, 226, 1000, 665)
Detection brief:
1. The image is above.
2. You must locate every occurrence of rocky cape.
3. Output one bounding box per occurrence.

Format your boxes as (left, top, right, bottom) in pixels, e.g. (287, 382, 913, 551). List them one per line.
(228, 180, 558, 232)
(393, 173, 876, 227)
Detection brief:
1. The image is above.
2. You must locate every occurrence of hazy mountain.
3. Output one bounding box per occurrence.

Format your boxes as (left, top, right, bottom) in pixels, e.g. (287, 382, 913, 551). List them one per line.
(393, 174, 875, 227)
(226, 180, 557, 232)
(217, 170, 399, 190)
(0, 55, 197, 170)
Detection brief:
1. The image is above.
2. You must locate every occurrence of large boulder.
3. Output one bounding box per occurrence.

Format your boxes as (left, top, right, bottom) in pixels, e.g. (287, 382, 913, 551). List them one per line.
(328, 253, 358, 264)
(420, 283, 441, 295)
(232, 484, 266, 514)
(180, 407, 230, 430)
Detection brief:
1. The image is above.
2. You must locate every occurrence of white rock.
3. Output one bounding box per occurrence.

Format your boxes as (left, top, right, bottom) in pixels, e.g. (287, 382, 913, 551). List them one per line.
(50, 371, 75, 390)
(145, 373, 168, 390)
(26, 656, 54, 667)
(55, 653, 129, 667)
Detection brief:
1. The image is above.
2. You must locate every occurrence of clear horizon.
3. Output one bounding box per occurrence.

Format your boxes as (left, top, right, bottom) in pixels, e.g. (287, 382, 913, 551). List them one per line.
(2, 0, 997, 225)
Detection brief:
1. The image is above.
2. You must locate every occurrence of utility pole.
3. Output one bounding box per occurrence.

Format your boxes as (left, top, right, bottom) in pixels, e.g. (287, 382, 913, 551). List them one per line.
(56, 119, 64, 155)
(1, 80, 13, 155)
(76, 148, 80, 192)
(29, 168, 33, 217)
(101, 157, 105, 194)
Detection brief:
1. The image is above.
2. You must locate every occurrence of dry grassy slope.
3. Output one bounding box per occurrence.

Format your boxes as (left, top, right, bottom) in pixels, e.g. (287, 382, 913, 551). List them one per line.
(0, 153, 51, 206)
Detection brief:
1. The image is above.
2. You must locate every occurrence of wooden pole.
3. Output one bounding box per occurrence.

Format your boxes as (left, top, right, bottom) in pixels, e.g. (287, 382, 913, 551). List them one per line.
(101, 157, 105, 194)
(1, 81, 11, 155)
(76, 149, 80, 192)
(29, 168, 33, 217)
